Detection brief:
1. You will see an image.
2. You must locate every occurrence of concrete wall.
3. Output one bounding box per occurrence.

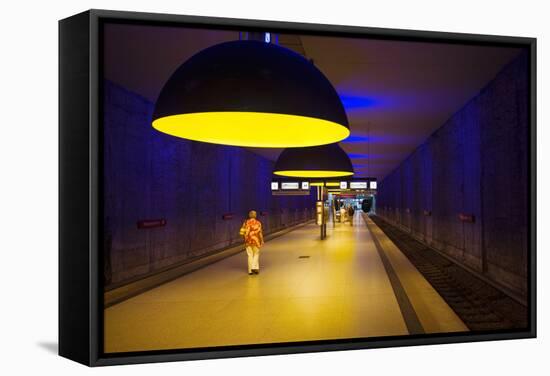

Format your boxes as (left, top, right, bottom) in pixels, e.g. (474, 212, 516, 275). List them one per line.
(376, 51, 529, 297)
(103, 81, 316, 287)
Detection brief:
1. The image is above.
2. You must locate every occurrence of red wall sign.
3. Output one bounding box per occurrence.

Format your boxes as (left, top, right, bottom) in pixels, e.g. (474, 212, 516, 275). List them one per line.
(222, 213, 234, 220)
(458, 213, 475, 223)
(338, 193, 357, 198)
(137, 219, 166, 229)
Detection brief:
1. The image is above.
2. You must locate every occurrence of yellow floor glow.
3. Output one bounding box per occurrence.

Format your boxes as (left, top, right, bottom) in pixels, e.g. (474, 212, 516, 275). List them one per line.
(104, 214, 466, 353)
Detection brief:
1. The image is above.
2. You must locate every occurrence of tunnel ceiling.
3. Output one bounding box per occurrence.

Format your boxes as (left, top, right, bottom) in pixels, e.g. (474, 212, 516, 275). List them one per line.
(104, 23, 522, 180)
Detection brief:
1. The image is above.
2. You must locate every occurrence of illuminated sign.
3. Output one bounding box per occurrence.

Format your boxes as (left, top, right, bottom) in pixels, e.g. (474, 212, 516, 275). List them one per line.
(281, 182, 300, 190)
(301, 182, 310, 190)
(271, 182, 279, 190)
(316, 201, 324, 225)
(340, 181, 348, 189)
(370, 181, 377, 190)
(350, 182, 367, 189)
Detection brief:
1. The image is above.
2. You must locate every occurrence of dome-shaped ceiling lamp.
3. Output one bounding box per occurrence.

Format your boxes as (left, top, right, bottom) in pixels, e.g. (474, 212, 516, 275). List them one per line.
(273, 144, 354, 178)
(152, 40, 350, 148)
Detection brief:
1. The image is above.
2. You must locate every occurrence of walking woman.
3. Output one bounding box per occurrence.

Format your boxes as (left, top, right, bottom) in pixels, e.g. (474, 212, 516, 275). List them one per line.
(240, 210, 264, 275)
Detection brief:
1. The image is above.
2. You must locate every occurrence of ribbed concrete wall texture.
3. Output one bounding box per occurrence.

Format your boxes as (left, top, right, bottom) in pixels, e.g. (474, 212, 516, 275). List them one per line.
(103, 81, 316, 287)
(376, 52, 529, 297)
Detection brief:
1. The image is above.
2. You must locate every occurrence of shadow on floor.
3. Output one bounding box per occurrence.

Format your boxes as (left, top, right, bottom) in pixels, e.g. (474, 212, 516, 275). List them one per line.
(37, 341, 58, 355)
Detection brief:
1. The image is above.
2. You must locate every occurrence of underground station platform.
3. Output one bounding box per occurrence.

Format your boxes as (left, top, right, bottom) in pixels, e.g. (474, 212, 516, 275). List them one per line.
(104, 213, 469, 353)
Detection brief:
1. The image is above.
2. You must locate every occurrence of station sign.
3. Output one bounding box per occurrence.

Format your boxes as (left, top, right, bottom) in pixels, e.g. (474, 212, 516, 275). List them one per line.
(137, 219, 166, 229)
(350, 181, 368, 189)
(347, 180, 377, 191)
(325, 179, 377, 191)
(272, 180, 311, 195)
(281, 182, 300, 190)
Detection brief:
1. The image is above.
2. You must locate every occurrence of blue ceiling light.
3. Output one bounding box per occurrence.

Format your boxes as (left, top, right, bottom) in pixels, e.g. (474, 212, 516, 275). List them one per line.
(342, 135, 371, 143)
(347, 153, 371, 159)
(339, 95, 377, 110)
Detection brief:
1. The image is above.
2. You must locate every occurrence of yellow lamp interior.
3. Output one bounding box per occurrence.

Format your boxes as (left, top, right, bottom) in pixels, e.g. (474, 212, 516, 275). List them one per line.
(152, 112, 349, 148)
(273, 170, 354, 178)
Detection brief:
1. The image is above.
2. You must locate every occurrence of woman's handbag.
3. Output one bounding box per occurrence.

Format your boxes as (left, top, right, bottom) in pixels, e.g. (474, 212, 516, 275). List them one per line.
(239, 221, 248, 237)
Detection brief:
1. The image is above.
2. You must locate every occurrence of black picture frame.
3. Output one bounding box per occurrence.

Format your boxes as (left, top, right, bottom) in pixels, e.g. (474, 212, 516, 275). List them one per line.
(59, 9, 537, 367)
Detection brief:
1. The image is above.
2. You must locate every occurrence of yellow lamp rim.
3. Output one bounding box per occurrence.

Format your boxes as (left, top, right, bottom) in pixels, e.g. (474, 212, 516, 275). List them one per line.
(273, 170, 354, 178)
(152, 111, 350, 148)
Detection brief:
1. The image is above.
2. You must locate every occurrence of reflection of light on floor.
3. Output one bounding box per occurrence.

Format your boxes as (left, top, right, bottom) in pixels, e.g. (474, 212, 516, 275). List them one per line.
(104, 213, 466, 353)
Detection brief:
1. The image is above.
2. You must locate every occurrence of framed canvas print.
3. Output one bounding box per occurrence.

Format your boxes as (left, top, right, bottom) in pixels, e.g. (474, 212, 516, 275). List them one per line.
(59, 9, 536, 366)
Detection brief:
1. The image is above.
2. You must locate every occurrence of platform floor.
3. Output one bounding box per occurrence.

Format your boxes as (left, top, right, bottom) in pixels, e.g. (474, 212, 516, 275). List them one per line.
(104, 214, 467, 353)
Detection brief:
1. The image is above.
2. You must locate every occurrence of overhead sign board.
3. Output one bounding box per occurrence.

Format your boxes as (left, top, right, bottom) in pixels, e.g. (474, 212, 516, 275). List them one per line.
(350, 181, 367, 189)
(370, 181, 377, 190)
(271, 182, 279, 190)
(340, 181, 348, 189)
(281, 182, 300, 190)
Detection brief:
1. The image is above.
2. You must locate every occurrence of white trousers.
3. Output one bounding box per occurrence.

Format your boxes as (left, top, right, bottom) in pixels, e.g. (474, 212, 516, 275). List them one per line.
(246, 245, 260, 272)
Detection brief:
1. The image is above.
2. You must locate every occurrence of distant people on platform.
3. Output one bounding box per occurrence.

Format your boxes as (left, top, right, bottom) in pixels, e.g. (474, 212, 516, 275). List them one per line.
(333, 199, 341, 222)
(347, 205, 355, 226)
(362, 197, 373, 213)
(340, 205, 347, 223)
(239, 210, 264, 275)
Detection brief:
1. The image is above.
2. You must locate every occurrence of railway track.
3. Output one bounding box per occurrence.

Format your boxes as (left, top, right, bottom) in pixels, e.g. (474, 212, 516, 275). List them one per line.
(369, 215, 528, 331)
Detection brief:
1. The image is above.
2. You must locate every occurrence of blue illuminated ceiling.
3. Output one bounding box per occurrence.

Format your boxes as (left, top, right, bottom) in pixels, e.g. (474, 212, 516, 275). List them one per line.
(306, 36, 522, 179)
(103, 24, 522, 179)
